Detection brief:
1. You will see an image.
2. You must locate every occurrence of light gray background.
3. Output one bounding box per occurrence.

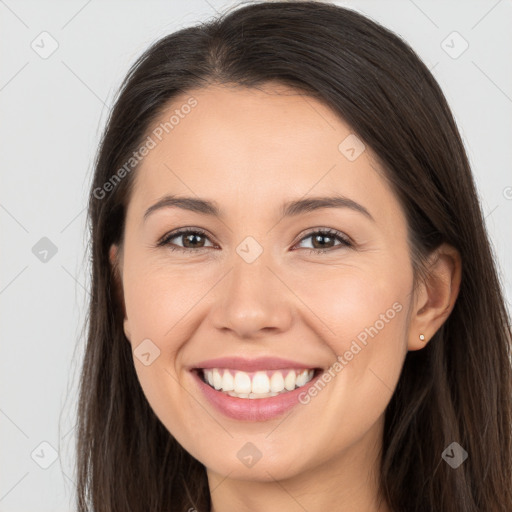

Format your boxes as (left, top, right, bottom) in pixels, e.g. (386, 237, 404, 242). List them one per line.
(1, 0, 511, 510)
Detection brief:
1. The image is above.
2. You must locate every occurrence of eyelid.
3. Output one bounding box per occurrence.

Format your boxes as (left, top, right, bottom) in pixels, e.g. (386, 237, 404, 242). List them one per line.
(157, 226, 215, 249)
(293, 226, 353, 248)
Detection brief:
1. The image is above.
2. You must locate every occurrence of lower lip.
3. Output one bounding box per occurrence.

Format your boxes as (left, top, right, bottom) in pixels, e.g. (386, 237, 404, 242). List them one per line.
(191, 370, 322, 422)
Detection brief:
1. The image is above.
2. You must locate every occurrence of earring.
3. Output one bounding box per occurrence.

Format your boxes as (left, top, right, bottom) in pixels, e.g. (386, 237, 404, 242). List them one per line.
(419, 334, 425, 341)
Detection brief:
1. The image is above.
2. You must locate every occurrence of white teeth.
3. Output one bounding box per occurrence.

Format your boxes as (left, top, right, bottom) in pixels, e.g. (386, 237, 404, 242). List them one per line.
(201, 368, 316, 398)
(269, 372, 285, 392)
(295, 369, 309, 387)
(251, 371, 270, 394)
(234, 371, 252, 394)
(284, 370, 296, 391)
(221, 370, 234, 391)
(227, 391, 280, 398)
(212, 369, 223, 390)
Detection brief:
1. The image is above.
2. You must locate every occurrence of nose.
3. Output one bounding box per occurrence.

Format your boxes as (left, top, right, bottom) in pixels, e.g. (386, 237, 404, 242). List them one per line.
(209, 253, 294, 339)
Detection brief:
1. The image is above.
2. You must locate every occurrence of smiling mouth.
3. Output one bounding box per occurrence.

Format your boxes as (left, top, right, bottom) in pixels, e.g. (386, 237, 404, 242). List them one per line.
(195, 367, 321, 399)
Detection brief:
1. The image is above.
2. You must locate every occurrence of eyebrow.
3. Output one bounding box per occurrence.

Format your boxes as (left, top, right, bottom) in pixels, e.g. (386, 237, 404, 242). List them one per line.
(143, 194, 375, 222)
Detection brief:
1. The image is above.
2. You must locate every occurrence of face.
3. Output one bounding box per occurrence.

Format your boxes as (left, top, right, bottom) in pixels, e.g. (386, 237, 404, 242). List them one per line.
(112, 83, 416, 484)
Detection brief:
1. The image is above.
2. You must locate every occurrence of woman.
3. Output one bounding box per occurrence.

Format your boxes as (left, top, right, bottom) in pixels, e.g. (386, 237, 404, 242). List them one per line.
(76, 1, 512, 511)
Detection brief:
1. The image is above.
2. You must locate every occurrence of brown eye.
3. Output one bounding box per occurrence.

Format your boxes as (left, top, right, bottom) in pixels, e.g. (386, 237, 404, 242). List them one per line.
(295, 228, 352, 254)
(181, 232, 206, 248)
(158, 228, 214, 253)
(157, 227, 352, 255)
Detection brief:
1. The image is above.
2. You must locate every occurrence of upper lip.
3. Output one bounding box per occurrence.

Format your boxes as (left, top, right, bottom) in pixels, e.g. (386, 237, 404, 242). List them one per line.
(191, 357, 320, 372)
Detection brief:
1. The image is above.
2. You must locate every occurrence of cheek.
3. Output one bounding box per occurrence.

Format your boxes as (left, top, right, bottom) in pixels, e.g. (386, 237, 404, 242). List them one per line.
(290, 260, 409, 341)
(122, 257, 205, 344)
(121, 260, 201, 438)
(291, 260, 411, 394)
(287, 267, 410, 451)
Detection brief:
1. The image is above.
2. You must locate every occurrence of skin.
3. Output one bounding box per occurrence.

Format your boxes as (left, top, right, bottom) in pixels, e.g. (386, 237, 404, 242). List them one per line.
(110, 83, 461, 512)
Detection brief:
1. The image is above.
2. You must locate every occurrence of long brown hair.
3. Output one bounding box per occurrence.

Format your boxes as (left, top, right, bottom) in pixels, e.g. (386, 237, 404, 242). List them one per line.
(75, 2, 512, 510)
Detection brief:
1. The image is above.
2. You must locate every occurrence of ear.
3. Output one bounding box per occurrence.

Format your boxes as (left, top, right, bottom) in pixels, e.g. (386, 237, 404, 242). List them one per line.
(109, 244, 132, 343)
(408, 243, 462, 351)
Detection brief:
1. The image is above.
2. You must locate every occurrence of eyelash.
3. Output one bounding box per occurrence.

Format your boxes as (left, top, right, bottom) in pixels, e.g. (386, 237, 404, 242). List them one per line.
(156, 227, 353, 255)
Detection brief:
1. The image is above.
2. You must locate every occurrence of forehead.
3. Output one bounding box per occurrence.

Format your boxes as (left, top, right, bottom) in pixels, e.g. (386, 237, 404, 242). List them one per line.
(128, 83, 404, 228)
